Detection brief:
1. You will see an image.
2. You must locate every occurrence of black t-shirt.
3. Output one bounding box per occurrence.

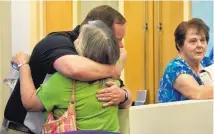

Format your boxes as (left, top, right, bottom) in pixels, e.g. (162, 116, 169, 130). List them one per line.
(4, 25, 125, 124)
(4, 26, 80, 123)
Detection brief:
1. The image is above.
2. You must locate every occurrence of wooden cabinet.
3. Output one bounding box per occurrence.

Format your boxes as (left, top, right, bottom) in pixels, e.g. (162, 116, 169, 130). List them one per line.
(123, 1, 184, 103)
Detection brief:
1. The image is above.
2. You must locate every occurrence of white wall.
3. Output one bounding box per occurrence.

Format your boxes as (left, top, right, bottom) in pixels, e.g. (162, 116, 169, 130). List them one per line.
(11, 1, 30, 55)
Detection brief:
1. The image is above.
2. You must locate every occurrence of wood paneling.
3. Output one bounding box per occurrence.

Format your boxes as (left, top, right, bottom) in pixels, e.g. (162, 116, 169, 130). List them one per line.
(124, 1, 145, 102)
(45, 1, 73, 34)
(124, 1, 184, 103)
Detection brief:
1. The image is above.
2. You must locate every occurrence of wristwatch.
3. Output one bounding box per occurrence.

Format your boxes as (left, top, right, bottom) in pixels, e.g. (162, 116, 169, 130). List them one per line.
(12, 62, 28, 70)
(119, 88, 128, 104)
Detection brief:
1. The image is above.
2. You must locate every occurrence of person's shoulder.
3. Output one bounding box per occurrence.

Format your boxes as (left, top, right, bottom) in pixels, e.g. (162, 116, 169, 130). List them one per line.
(34, 32, 71, 49)
(44, 72, 70, 85)
(160, 57, 191, 89)
(163, 57, 191, 78)
(166, 57, 186, 70)
(65, 25, 80, 41)
(34, 26, 80, 50)
(201, 56, 213, 67)
(45, 25, 80, 43)
(46, 32, 72, 43)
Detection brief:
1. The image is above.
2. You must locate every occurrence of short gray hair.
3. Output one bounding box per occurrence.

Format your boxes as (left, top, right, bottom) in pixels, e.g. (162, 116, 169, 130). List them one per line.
(78, 20, 120, 65)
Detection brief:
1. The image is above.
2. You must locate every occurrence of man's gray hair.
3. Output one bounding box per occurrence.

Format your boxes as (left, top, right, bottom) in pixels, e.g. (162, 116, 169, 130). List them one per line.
(78, 20, 120, 65)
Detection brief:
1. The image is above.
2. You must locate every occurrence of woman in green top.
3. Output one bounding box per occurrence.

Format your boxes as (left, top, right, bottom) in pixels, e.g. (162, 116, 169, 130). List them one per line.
(12, 20, 123, 132)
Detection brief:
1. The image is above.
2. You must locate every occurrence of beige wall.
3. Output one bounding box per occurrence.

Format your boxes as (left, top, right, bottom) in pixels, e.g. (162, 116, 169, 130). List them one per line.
(0, 1, 12, 123)
(76, 1, 118, 25)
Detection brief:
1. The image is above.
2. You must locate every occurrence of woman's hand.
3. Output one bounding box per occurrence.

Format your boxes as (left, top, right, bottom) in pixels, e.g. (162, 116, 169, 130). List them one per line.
(11, 52, 30, 65)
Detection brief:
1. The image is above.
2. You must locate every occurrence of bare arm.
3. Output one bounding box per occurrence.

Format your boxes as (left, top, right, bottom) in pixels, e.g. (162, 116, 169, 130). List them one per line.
(54, 55, 121, 81)
(19, 64, 44, 111)
(174, 74, 214, 99)
(12, 52, 44, 112)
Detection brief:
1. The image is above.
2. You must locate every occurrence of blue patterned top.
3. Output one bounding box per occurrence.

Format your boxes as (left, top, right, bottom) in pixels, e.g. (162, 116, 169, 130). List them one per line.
(158, 56, 213, 103)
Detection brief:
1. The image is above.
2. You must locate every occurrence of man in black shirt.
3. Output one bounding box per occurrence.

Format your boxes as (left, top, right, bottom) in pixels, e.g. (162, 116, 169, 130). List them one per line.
(2, 5, 132, 133)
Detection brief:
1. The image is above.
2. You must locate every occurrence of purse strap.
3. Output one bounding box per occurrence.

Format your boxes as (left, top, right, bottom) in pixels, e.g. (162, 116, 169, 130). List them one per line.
(70, 80, 76, 104)
(67, 80, 76, 115)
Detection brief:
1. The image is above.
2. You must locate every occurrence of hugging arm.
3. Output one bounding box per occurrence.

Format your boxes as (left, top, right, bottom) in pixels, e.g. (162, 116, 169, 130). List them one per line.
(38, 34, 121, 82)
(54, 55, 121, 81)
(12, 52, 44, 112)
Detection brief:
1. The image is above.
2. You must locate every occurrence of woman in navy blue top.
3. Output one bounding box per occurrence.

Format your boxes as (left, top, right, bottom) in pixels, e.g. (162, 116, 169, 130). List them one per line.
(158, 18, 213, 103)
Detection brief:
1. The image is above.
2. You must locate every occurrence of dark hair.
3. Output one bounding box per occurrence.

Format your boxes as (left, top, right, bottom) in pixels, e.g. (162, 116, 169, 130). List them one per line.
(77, 20, 120, 65)
(174, 18, 210, 51)
(80, 5, 126, 29)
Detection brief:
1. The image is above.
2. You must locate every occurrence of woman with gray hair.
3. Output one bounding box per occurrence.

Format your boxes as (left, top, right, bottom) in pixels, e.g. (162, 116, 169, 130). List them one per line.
(75, 20, 120, 65)
(11, 20, 122, 133)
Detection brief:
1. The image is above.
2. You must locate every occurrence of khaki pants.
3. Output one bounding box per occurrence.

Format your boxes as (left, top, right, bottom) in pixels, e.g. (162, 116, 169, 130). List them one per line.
(0, 126, 28, 134)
